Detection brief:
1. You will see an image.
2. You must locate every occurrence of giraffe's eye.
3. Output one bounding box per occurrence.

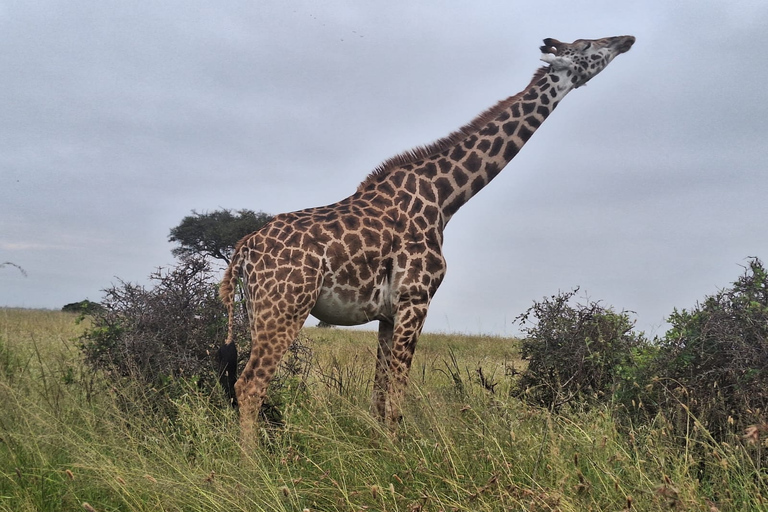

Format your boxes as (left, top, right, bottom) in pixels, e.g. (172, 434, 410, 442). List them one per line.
(583, 42, 592, 50)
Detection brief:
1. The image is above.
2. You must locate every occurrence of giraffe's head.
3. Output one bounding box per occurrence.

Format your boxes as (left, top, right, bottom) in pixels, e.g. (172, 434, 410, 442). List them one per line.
(539, 35, 635, 89)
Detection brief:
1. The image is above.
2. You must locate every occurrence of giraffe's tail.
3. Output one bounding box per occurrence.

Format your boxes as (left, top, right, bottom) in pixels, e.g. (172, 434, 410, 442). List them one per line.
(220, 239, 246, 347)
(218, 238, 247, 407)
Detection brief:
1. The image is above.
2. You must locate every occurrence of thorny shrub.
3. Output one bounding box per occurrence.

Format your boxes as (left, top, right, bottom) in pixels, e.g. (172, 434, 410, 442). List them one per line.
(513, 289, 646, 411)
(79, 257, 242, 403)
(79, 256, 312, 421)
(650, 258, 768, 440)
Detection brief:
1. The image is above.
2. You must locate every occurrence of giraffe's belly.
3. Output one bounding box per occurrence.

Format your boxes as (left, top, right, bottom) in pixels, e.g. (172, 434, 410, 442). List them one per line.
(310, 283, 393, 326)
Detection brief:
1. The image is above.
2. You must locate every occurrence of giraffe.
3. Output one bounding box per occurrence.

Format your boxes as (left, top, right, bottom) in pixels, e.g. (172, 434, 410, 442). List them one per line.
(220, 35, 635, 436)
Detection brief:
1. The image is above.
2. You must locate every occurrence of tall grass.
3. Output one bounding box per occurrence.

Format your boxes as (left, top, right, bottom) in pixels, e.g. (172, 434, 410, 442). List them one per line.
(1, 309, 765, 511)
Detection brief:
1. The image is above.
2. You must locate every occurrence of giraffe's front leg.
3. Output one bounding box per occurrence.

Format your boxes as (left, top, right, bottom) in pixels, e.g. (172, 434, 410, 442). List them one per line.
(373, 319, 394, 421)
(384, 295, 430, 428)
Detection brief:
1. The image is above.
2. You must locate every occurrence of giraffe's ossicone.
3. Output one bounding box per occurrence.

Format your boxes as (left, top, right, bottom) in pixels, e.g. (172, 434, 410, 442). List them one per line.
(220, 35, 635, 437)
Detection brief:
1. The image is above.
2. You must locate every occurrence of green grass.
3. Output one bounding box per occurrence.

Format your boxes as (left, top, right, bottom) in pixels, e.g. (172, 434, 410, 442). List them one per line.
(1, 309, 766, 511)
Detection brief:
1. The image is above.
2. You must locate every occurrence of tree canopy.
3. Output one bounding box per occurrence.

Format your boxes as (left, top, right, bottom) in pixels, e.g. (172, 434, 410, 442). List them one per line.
(168, 209, 273, 263)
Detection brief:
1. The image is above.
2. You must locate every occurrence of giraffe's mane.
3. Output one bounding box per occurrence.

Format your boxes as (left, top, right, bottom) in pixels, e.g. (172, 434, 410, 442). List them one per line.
(357, 66, 550, 192)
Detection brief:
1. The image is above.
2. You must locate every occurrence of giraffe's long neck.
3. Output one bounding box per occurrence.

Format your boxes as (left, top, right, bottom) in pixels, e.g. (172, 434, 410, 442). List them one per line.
(423, 68, 573, 223)
(358, 35, 634, 227)
(357, 65, 578, 224)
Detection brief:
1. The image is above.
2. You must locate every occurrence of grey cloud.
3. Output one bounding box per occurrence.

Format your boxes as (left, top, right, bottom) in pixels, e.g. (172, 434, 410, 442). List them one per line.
(2, 1, 767, 335)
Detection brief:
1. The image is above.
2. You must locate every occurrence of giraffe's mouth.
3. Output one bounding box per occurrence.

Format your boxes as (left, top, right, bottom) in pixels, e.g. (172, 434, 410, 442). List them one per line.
(540, 38, 562, 55)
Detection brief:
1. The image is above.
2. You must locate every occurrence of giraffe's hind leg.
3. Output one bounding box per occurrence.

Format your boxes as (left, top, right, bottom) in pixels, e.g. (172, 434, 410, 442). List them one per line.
(235, 293, 316, 443)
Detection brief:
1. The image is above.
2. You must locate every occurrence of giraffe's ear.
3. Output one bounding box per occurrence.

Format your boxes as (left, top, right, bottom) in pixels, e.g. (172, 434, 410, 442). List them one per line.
(540, 53, 572, 70)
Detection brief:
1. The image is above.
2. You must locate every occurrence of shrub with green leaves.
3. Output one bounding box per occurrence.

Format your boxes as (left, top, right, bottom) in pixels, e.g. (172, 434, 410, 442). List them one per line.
(651, 258, 768, 439)
(513, 289, 646, 411)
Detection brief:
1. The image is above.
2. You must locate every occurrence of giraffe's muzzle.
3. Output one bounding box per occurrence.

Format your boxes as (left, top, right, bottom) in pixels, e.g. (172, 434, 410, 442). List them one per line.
(612, 35, 636, 54)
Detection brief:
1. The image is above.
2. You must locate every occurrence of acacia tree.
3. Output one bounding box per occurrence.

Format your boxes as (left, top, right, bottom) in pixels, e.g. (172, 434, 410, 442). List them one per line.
(168, 209, 272, 263)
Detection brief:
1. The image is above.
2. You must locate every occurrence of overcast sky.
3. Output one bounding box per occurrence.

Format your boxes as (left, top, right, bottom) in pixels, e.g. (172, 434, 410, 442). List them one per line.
(2, 1, 767, 337)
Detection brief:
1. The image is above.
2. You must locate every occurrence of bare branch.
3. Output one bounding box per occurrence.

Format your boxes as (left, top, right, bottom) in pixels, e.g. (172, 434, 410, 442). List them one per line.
(0, 261, 27, 277)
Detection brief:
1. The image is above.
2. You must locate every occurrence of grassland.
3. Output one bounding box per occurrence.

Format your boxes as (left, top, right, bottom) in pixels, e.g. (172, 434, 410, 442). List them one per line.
(0, 309, 765, 511)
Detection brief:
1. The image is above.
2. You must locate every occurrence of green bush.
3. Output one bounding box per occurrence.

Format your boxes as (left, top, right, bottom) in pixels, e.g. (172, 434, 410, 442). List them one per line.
(650, 258, 768, 439)
(513, 289, 646, 411)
